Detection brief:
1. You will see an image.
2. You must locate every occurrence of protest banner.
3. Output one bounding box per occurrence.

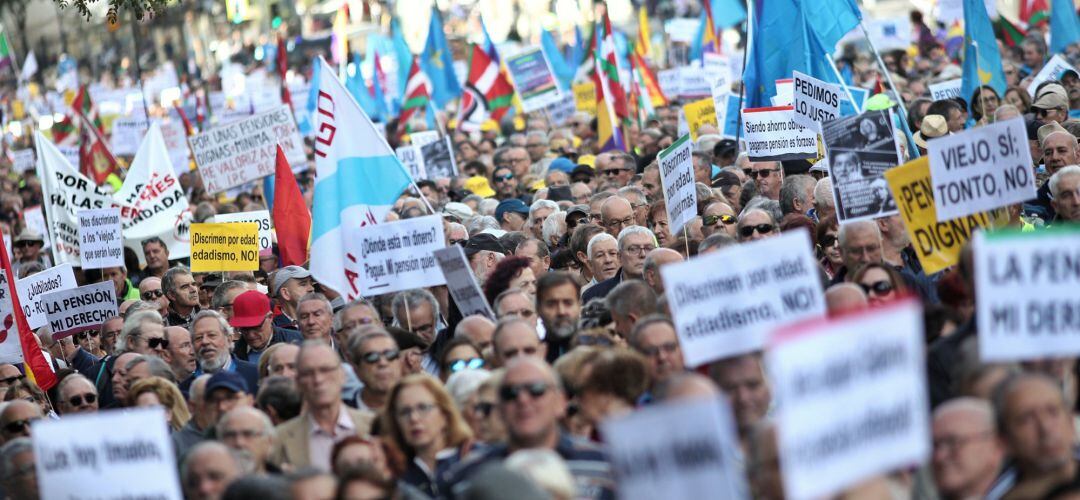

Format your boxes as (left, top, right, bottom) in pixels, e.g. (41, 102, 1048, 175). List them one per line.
(661, 230, 825, 366)
(16, 263, 78, 330)
(188, 105, 306, 193)
(974, 227, 1080, 362)
(212, 210, 273, 254)
(657, 69, 681, 101)
(11, 149, 34, 174)
(792, 71, 841, 130)
(664, 18, 700, 43)
(545, 91, 577, 127)
(773, 78, 793, 106)
(0, 272, 22, 364)
(343, 215, 447, 297)
(396, 145, 427, 181)
(505, 47, 562, 113)
(421, 137, 458, 180)
(767, 299, 929, 500)
(678, 66, 712, 99)
(927, 117, 1035, 221)
(602, 396, 747, 500)
(42, 281, 118, 339)
(434, 246, 494, 319)
(657, 135, 698, 236)
(682, 98, 717, 142)
(742, 107, 818, 162)
(573, 82, 597, 116)
(928, 78, 963, 101)
(78, 208, 124, 270)
(33, 407, 183, 500)
(190, 223, 259, 272)
(1028, 54, 1078, 97)
(703, 54, 733, 94)
(823, 109, 902, 222)
(884, 157, 1007, 274)
(110, 116, 149, 155)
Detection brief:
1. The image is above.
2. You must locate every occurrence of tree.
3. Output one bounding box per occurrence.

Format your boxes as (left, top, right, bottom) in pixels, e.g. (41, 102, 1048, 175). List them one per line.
(53, 0, 174, 23)
(0, 0, 31, 61)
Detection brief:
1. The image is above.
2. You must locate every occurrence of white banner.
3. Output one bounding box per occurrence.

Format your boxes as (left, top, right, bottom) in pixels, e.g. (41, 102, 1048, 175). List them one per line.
(767, 299, 929, 500)
(661, 230, 825, 366)
(35, 134, 116, 266)
(189, 105, 306, 193)
(678, 67, 712, 99)
(43, 281, 118, 339)
(928, 78, 963, 101)
(23, 206, 53, 258)
(792, 71, 840, 130)
(78, 208, 124, 270)
(16, 263, 78, 330)
(657, 134, 698, 236)
(742, 107, 818, 162)
(434, 246, 494, 319)
(343, 215, 447, 296)
(658, 69, 682, 101)
(1028, 54, 1078, 97)
(927, 117, 1035, 221)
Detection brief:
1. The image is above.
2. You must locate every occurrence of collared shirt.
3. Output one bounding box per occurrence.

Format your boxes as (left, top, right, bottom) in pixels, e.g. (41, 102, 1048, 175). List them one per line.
(307, 406, 355, 472)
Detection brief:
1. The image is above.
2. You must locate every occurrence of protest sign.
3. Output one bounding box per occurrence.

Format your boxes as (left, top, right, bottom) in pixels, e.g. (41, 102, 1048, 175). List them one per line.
(928, 78, 963, 101)
(505, 47, 562, 113)
(767, 299, 929, 500)
(11, 149, 34, 173)
(421, 137, 458, 180)
(661, 230, 825, 366)
(24, 206, 53, 256)
(78, 208, 124, 269)
(0, 272, 22, 364)
(703, 54, 733, 93)
(823, 110, 902, 222)
(678, 66, 712, 99)
(59, 145, 80, 168)
(434, 245, 494, 319)
(343, 215, 447, 296)
(410, 130, 441, 148)
(657, 69, 681, 101)
(602, 396, 747, 500)
(884, 157, 1006, 274)
(682, 98, 717, 141)
(792, 71, 841, 130)
(773, 78, 793, 106)
(664, 18, 701, 43)
(545, 91, 577, 127)
(212, 210, 273, 254)
(188, 105, 305, 193)
(974, 228, 1080, 361)
(160, 118, 192, 175)
(657, 135, 698, 235)
(33, 407, 183, 500)
(927, 117, 1035, 221)
(1028, 54, 1078, 97)
(190, 223, 259, 272)
(573, 82, 597, 116)
(16, 263, 78, 330)
(742, 107, 818, 162)
(713, 94, 741, 139)
(42, 281, 117, 339)
(110, 116, 149, 155)
(396, 145, 427, 181)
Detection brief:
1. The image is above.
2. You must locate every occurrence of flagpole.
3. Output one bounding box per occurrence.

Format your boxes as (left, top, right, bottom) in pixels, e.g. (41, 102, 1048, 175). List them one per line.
(736, 0, 752, 149)
(860, 22, 911, 125)
(2, 22, 22, 81)
(826, 57, 861, 114)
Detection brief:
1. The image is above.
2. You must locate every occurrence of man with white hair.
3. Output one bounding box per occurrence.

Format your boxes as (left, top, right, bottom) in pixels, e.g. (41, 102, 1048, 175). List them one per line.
(582, 226, 656, 303)
(584, 233, 619, 294)
(528, 200, 559, 240)
(832, 220, 883, 284)
(183, 310, 259, 394)
(218, 407, 277, 474)
(931, 398, 1005, 500)
(182, 441, 245, 500)
(56, 374, 99, 415)
(813, 177, 835, 221)
(1050, 165, 1080, 223)
(1030, 130, 1080, 220)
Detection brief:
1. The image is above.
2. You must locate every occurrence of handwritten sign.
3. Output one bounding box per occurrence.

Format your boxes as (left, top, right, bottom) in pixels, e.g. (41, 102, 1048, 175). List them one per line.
(188, 105, 305, 193)
(657, 135, 698, 235)
(16, 263, 78, 330)
(78, 208, 125, 270)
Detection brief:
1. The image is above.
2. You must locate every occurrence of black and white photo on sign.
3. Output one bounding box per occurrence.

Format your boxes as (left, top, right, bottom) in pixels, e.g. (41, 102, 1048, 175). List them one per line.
(421, 137, 459, 180)
(823, 109, 902, 222)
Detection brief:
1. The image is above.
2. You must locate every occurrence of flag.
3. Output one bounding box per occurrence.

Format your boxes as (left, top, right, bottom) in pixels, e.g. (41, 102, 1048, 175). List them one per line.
(457, 44, 514, 131)
(278, 35, 293, 110)
(310, 56, 414, 300)
(421, 6, 462, 108)
(391, 17, 413, 101)
(398, 57, 432, 135)
(332, 4, 350, 66)
(1050, 0, 1080, 54)
(1020, 0, 1050, 26)
(594, 12, 629, 152)
(72, 86, 121, 186)
(0, 234, 56, 390)
(806, 0, 862, 49)
(71, 85, 103, 132)
(0, 30, 11, 72)
(631, 51, 668, 108)
(691, 0, 723, 61)
(371, 51, 391, 118)
(273, 146, 311, 266)
(347, 57, 384, 121)
(480, 16, 501, 64)
(174, 104, 196, 136)
(961, 0, 1007, 104)
(994, 16, 1028, 48)
(19, 51, 37, 82)
(944, 20, 965, 59)
(636, 6, 652, 58)
(541, 30, 575, 91)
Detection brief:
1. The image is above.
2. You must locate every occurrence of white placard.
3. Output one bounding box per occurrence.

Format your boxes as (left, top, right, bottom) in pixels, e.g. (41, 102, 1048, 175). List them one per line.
(78, 208, 124, 269)
(679, 67, 712, 99)
(434, 246, 494, 319)
(773, 79, 794, 106)
(975, 229, 1080, 361)
(396, 145, 428, 181)
(11, 149, 35, 173)
(602, 396, 748, 500)
(409, 130, 441, 148)
(23, 206, 52, 259)
(792, 71, 841, 130)
(110, 116, 150, 155)
(16, 263, 78, 329)
(657, 134, 698, 236)
(767, 299, 929, 500)
(1028, 54, 1079, 97)
(343, 215, 447, 296)
(928, 78, 963, 101)
(188, 105, 306, 193)
(661, 230, 825, 366)
(927, 117, 1035, 221)
(212, 210, 273, 253)
(664, 18, 701, 43)
(545, 92, 577, 127)
(160, 119, 192, 176)
(59, 145, 80, 168)
(742, 107, 818, 162)
(33, 407, 183, 500)
(658, 69, 682, 101)
(42, 281, 118, 339)
(703, 54, 733, 94)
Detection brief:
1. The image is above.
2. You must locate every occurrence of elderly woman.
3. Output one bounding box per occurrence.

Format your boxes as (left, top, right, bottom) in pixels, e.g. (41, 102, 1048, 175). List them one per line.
(482, 256, 537, 306)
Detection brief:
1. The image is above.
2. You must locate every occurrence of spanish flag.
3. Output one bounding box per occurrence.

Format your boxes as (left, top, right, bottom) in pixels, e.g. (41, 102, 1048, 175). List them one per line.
(0, 235, 56, 390)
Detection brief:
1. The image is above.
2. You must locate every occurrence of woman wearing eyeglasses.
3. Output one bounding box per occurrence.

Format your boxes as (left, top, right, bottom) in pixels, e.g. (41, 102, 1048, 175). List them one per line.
(382, 374, 476, 497)
(815, 215, 843, 279)
(851, 263, 909, 307)
(438, 338, 486, 383)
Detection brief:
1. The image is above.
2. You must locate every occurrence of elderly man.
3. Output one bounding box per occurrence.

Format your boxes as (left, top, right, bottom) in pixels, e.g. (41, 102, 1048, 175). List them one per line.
(139, 277, 170, 317)
(825, 283, 870, 315)
(0, 438, 37, 499)
(596, 151, 635, 187)
(496, 199, 529, 232)
(163, 266, 201, 327)
(584, 233, 619, 293)
(528, 200, 559, 240)
(750, 161, 783, 200)
(607, 280, 657, 338)
(1030, 131, 1080, 220)
(599, 196, 635, 238)
(813, 177, 835, 221)
(335, 299, 383, 334)
(0, 400, 41, 445)
(493, 289, 538, 328)
(525, 131, 549, 162)
(779, 175, 816, 217)
(185, 310, 259, 394)
(702, 202, 738, 238)
(491, 317, 546, 368)
(710, 353, 772, 449)
(271, 341, 376, 471)
(347, 330, 403, 413)
(641, 163, 662, 201)
(210, 280, 248, 321)
(182, 442, 244, 500)
(173, 374, 211, 458)
(536, 272, 582, 362)
(218, 407, 277, 474)
(832, 220, 883, 283)
(231, 290, 303, 364)
(164, 326, 196, 381)
(1051, 166, 1080, 222)
(464, 234, 506, 286)
(583, 226, 656, 303)
(297, 293, 335, 345)
(0, 364, 22, 391)
(642, 248, 683, 295)
(204, 372, 255, 428)
(630, 315, 685, 397)
(56, 374, 99, 415)
(736, 209, 779, 242)
(454, 315, 496, 356)
(497, 146, 532, 178)
(392, 289, 441, 344)
(931, 398, 1005, 500)
(618, 187, 650, 227)
(272, 266, 315, 331)
(140, 237, 171, 281)
(995, 373, 1079, 498)
(515, 238, 551, 279)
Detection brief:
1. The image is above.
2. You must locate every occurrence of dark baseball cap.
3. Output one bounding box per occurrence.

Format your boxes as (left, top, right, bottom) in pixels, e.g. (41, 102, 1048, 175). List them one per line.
(206, 371, 249, 395)
(495, 199, 530, 223)
(464, 233, 507, 257)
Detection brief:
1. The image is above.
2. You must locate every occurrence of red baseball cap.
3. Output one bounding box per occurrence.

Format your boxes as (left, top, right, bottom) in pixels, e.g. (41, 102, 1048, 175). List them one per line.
(230, 290, 270, 328)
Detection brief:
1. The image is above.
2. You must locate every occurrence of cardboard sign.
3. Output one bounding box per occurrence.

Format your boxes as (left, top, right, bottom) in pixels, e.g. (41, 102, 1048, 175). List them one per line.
(33, 407, 183, 500)
(16, 263, 78, 330)
(742, 107, 818, 162)
(928, 78, 963, 101)
(767, 300, 929, 500)
(78, 208, 124, 270)
(792, 71, 841, 130)
(661, 230, 825, 366)
(421, 137, 458, 180)
(975, 228, 1080, 361)
(42, 281, 118, 339)
(189, 223, 260, 272)
(573, 82, 597, 116)
(188, 105, 306, 193)
(602, 396, 748, 500)
(927, 117, 1035, 221)
(884, 157, 1006, 274)
(343, 215, 447, 296)
(823, 110, 902, 222)
(505, 47, 562, 113)
(657, 135, 698, 236)
(434, 246, 494, 319)
(11, 149, 35, 174)
(0, 272, 23, 364)
(396, 145, 427, 181)
(683, 98, 717, 142)
(212, 210, 273, 253)
(678, 67, 712, 99)
(1028, 54, 1079, 97)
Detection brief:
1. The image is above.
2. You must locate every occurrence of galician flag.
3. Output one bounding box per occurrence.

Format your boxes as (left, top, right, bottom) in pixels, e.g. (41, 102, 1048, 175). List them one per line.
(310, 56, 414, 300)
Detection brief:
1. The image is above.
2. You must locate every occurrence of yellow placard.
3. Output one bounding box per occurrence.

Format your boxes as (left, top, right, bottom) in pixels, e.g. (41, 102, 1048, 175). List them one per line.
(573, 82, 596, 116)
(12, 100, 24, 120)
(190, 223, 259, 272)
(682, 97, 717, 142)
(884, 157, 1007, 274)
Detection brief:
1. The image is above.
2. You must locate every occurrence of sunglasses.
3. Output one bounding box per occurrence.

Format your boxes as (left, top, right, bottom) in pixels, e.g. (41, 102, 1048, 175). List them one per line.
(141, 290, 164, 300)
(0, 374, 24, 385)
(499, 382, 550, 402)
(819, 234, 838, 248)
(472, 401, 495, 417)
(860, 280, 894, 296)
(602, 168, 629, 176)
(2, 419, 31, 435)
(68, 393, 97, 407)
(361, 349, 400, 364)
(494, 173, 514, 183)
(751, 168, 779, 179)
(14, 241, 38, 248)
(147, 337, 170, 349)
(703, 214, 736, 227)
(738, 224, 775, 238)
(449, 358, 485, 373)
(76, 331, 100, 341)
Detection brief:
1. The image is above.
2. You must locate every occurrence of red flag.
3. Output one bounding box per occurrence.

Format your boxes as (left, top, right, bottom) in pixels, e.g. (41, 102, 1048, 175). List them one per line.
(0, 236, 57, 390)
(273, 146, 311, 266)
(77, 113, 121, 185)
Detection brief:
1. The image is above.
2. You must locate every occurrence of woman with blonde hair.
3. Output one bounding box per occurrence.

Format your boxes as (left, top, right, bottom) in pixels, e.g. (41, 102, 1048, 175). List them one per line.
(381, 374, 475, 497)
(128, 376, 191, 432)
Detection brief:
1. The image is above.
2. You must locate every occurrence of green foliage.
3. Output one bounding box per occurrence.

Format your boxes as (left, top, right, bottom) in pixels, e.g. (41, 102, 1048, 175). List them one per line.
(53, 0, 175, 23)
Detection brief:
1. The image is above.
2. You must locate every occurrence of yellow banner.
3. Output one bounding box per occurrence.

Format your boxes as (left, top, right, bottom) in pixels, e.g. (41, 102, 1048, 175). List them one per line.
(190, 223, 259, 272)
(884, 157, 1006, 274)
(683, 97, 717, 142)
(573, 82, 596, 116)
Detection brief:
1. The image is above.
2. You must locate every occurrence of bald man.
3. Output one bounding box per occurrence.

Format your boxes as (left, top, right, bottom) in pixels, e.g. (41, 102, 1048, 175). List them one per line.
(825, 283, 869, 316)
(642, 248, 684, 294)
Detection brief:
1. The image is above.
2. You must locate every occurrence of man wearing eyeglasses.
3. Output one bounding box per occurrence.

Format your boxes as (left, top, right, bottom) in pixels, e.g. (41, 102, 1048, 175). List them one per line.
(230, 291, 303, 365)
(495, 146, 532, 178)
(750, 161, 784, 200)
(596, 152, 635, 187)
(346, 330, 403, 413)
(931, 398, 1005, 500)
(629, 315, 685, 402)
(0, 400, 41, 445)
(735, 209, 780, 243)
(138, 277, 170, 317)
(0, 364, 23, 392)
(218, 407, 277, 475)
(11, 230, 50, 278)
(56, 373, 99, 415)
(599, 196, 634, 238)
(582, 226, 656, 304)
(701, 202, 738, 238)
